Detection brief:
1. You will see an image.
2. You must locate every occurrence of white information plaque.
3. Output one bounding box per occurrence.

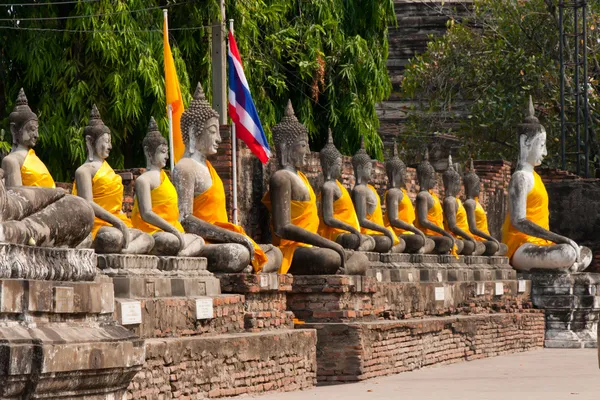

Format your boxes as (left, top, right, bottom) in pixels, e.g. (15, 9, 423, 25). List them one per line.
(477, 282, 485, 296)
(518, 280, 526, 293)
(260, 274, 269, 288)
(195, 297, 214, 320)
(408, 272, 414, 282)
(120, 301, 142, 325)
(435, 287, 445, 301)
(376, 272, 383, 282)
(495, 282, 504, 296)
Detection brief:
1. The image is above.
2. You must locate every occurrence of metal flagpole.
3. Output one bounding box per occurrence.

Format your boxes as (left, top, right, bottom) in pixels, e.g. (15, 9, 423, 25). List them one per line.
(229, 18, 238, 225)
(164, 9, 175, 172)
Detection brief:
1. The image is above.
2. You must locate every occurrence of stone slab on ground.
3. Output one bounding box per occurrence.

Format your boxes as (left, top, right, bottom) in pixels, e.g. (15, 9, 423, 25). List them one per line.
(304, 311, 545, 383)
(128, 329, 317, 399)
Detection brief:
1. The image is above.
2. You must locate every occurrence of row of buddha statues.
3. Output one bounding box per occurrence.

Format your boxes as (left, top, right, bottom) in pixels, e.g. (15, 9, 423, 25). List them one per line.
(1, 87, 592, 275)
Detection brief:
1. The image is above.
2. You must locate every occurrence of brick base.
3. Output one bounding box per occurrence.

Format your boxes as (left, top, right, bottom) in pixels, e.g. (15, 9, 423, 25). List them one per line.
(128, 329, 317, 398)
(307, 311, 545, 382)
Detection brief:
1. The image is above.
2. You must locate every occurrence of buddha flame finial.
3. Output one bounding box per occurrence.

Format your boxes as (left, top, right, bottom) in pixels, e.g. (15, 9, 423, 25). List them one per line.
(424, 147, 430, 161)
(193, 82, 206, 101)
(448, 154, 454, 170)
(16, 88, 28, 107)
(90, 104, 101, 122)
(392, 141, 398, 157)
(327, 128, 334, 144)
(147, 116, 159, 134)
(469, 157, 474, 171)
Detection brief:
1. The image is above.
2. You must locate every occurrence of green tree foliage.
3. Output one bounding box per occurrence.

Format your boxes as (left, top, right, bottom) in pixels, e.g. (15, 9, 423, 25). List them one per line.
(402, 0, 600, 171)
(0, 0, 394, 181)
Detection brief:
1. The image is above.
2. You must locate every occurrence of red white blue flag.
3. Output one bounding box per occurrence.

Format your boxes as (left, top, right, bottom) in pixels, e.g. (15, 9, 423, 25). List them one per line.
(228, 32, 271, 163)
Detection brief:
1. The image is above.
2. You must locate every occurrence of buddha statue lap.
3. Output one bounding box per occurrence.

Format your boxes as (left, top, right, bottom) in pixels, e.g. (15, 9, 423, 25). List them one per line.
(351, 139, 405, 254)
(173, 83, 275, 273)
(73, 106, 155, 254)
(317, 129, 375, 251)
(442, 156, 485, 256)
(383, 143, 435, 254)
(131, 118, 204, 257)
(502, 96, 591, 272)
(3, 89, 55, 188)
(414, 151, 455, 254)
(262, 100, 367, 275)
(463, 159, 508, 256)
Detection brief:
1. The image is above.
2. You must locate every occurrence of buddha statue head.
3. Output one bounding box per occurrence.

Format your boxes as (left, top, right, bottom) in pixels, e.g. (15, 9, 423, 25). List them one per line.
(272, 100, 309, 169)
(464, 159, 481, 198)
(320, 128, 342, 180)
(180, 82, 221, 156)
(352, 137, 372, 184)
(385, 141, 406, 189)
(84, 105, 112, 162)
(417, 148, 436, 191)
(442, 155, 461, 197)
(8, 88, 39, 149)
(518, 95, 547, 167)
(143, 117, 169, 169)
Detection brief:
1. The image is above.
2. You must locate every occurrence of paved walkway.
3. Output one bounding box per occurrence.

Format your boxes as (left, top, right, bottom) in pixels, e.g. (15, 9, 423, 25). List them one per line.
(246, 349, 600, 400)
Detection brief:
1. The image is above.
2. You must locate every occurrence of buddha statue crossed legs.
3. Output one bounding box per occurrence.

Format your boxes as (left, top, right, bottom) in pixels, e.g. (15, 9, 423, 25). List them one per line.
(73, 105, 155, 254)
(502, 96, 591, 272)
(317, 129, 375, 251)
(383, 143, 435, 254)
(131, 118, 204, 257)
(3, 89, 55, 188)
(173, 83, 274, 273)
(351, 139, 405, 254)
(262, 100, 367, 275)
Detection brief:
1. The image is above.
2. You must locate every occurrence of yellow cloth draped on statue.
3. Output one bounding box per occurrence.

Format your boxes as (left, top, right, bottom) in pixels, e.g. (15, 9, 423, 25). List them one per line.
(193, 161, 267, 273)
(383, 188, 415, 236)
(262, 171, 319, 274)
(502, 171, 553, 259)
(470, 197, 491, 240)
(360, 185, 400, 245)
(317, 180, 361, 242)
(415, 190, 445, 236)
(21, 148, 55, 188)
(131, 170, 184, 234)
(72, 161, 132, 238)
(444, 198, 470, 237)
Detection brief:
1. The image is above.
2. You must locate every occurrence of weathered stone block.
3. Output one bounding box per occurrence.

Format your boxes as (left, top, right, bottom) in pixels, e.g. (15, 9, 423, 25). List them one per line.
(53, 286, 74, 313)
(97, 254, 160, 276)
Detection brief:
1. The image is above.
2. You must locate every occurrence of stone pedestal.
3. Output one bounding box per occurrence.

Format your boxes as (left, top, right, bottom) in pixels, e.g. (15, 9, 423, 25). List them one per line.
(519, 271, 600, 348)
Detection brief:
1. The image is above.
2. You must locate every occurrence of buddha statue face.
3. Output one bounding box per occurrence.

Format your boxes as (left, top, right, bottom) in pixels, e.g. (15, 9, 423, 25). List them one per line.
(520, 127, 547, 167)
(288, 138, 309, 169)
(143, 117, 169, 169)
(91, 133, 112, 160)
(417, 151, 436, 191)
(442, 156, 461, 197)
(464, 160, 481, 198)
(195, 116, 221, 156)
(13, 120, 39, 148)
(84, 105, 112, 162)
(352, 138, 372, 184)
(386, 143, 406, 189)
(273, 100, 310, 170)
(8, 88, 39, 149)
(181, 82, 221, 157)
(320, 128, 342, 180)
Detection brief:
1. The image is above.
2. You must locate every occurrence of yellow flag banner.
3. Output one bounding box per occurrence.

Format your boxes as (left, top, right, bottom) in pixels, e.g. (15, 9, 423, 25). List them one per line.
(163, 16, 185, 163)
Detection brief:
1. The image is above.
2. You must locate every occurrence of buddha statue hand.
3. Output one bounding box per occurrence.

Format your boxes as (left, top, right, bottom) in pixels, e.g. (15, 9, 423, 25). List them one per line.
(174, 230, 186, 253)
(115, 220, 131, 249)
(559, 236, 581, 262)
(358, 234, 376, 252)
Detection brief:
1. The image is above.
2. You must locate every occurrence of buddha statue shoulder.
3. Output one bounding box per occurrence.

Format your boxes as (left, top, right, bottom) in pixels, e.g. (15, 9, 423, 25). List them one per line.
(463, 159, 508, 256)
(173, 83, 275, 273)
(442, 155, 485, 256)
(502, 96, 591, 272)
(261, 100, 367, 275)
(414, 149, 455, 254)
(383, 142, 435, 254)
(73, 105, 155, 254)
(3, 89, 55, 188)
(317, 128, 375, 252)
(351, 138, 405, 254)
(131, 118, 205, 257)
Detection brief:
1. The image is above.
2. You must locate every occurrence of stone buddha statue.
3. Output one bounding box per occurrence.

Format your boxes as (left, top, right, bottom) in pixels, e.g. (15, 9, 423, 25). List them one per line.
(131, 118, 205, 257)
(442, 156, 485, 256)
(262, 100, 367, 275)
(414, 150, 454, 254)
(383, 142, 435, 254)
(3, 88, 55, 188)
(502, 96, 591, 272)
(73, 105, 155, 254)
(173, 83, 279, 273)
(463, 159, 508, 256)
(317, 129, 375, 251)
(351, 139, 405, 253)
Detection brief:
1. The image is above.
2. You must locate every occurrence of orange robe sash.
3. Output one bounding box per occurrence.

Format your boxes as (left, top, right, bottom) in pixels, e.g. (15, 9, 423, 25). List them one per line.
(360, 185, 399, 245)
(318, 180, 361, 242)
(21, 148, 55, 188)
(383, 188, 416, 236)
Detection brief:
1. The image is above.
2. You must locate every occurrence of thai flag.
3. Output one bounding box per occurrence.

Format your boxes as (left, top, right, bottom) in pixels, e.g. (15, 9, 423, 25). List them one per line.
(228, 32, 271, 163)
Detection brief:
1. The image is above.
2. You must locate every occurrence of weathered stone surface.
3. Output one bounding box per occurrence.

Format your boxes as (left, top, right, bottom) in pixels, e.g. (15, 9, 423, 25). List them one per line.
(97, 253, 160, 276)
(307, 312, 544, 382)
(0, 244, 96, 281)
(112, 275, 221, 298)
(128, 329, 317, 398)
(157, 256, 211, 276)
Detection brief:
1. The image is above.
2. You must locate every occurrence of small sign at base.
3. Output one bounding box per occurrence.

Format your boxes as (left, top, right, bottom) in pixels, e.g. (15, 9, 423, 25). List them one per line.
(518, 280, 526, 293)
(375, 272, 383, 282)
(120, 301, 142, 325)
(260, 274, 269, 288)
(435, 286, 445, 301)
(495, 282, 504, 296)
(476, 282, 485, 296)
(196, 297, 214, 320)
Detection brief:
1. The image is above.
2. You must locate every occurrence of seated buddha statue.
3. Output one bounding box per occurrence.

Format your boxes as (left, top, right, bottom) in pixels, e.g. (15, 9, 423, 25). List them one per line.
(414, 150, 454, 254)
(442, 156, 485, 256)
(383, 143, 435, 254)
(463, 159, 508, 256)
(131, 118, 205, 257)
(3, 89, 55, 188)
(173, 83, 278, 273)
(502, 96, 591, 272)
(317, 129, 375, 251)
(351, 139, 405, 253)
(262, 100, 368, 275)
(73, 105, 155, 254)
